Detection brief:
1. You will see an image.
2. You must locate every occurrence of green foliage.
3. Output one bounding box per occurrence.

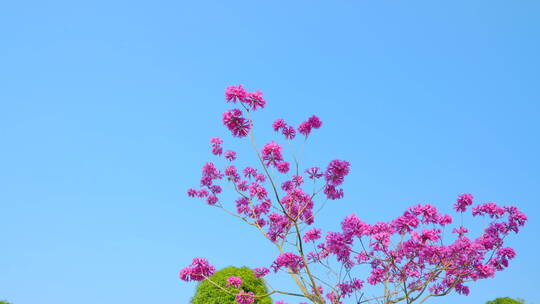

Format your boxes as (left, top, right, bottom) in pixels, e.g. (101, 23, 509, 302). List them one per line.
(0, 301, 12, 304)
(191, 266, 272, 304)
(486, 297, 525, 304)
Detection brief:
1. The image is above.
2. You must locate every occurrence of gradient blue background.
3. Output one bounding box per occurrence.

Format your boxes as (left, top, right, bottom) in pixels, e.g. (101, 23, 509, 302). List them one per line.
(1, 1, 539, 303)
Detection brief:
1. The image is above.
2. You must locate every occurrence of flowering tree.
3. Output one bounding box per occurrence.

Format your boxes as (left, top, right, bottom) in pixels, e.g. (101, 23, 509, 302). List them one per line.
(180, 85, 528, 304)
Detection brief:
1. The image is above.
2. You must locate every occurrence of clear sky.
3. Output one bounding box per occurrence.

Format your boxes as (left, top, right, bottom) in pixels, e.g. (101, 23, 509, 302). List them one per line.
(1, 1, 539, 304)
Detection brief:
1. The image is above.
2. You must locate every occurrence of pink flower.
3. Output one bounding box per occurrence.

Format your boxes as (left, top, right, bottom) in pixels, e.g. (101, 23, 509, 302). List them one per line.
(297, 115, 322, 137)
(253, 267, 270, 278)
(235, 290, 255, 304)
(210, 137, 223, 144)
(272, 119, 287, 131)
(245, 90, 266, 110)
(298, 121, 312, 137)
(179, 257, 215, 281)
(209, 185, 222, 194)
(271, 252, 305, 273)
(237, 180, 249, 191)
(200, 162, 223, 186)
(292, 174, 303, 186)
(196, 189, 208, 198)
(210, 137, 223, 156)
(255, 173, 266, 183)
(261, 142, 284, 167)
(308, 115, 322, 129)
(438, 214, 453, 225)
(326, 291, 341, 304)
(497, 247, 516, 259)
(222, 109, 251, 138)
(337, 279, 364, 297)
(475, 264, 495, 279)
(455, 283, 470, 296)
(224, 150, 237, 161)
(341, 214, 370, 238)
(226, 276, 243, 288)
(235, 197, 250, 215)
(243, 167, 257, 179)
(325, 232, 352, 263)
(282, 126, 296, 139)
(324, 184, 344, 200)
(225, 165, 240, 182)
(412, 228, 441, 243)
(281, 180, 294, 191)
(249, 182, 268, 200)
(325, 159, 350, 186)
(303, 228, 321, 243)
(472, 202, 505, 218)
(206, 195, 218, 205)
(454, 193, 473, 212)
(187, 189, 197, 197)
(305, 167, 323, 179)
(277, 161, 290, 173)
(452, 226, 468, 235)
(225, 85, 247, 103)
(281, 188, 314, 224)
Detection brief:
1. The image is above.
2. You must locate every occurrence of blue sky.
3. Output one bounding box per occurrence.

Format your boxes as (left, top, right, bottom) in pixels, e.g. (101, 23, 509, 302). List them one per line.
(1, 1, 539, 304)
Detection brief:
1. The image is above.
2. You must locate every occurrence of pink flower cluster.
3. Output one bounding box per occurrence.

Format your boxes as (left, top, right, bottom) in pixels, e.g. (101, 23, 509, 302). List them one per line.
(323, 160, 350, 200)
(223, 109, 251, 138)
(281, 188, 314, 224)
(226, 276, 243, 288)
(235, 290, 255, 304)
(187, 161, 224, 206)
(298, 115, 322, 137)
(271, 252, 305, 273)
(225, 84, 266, 111)
(179, 257, 215, 282)
(308, 194, 527, 302)
(222, 85, 267, 138)
(253, 267, 270, 278)
(272, 115, 322, 139)
(303, 228, 321, 243)
(454, 193, 474, 212)
(210, 137, 223, 156)
(272, 119, 297, 140)
(261, 141, 288, 171)
(210, 137, 237, 161)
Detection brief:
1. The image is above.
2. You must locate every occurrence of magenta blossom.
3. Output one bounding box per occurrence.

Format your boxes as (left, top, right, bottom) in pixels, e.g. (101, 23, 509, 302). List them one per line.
(179, 257, 215, 282)
(282, 126, 296, 139)
(235, 290, 255, 304)
(454, 193, 474, 212)
(305, 167, 323, 179)
(225, 84, 247, 103)
(223, 109, 251, 138)
(271, 252, 305, 273)
(261, 142, 284, 167)
(253, 267, 270, 278)
(225, 150, 237, 161)
(245, 90, 266, 110)
(303, 228, 322, 243)
(325, 159, 350, 186)
(272, 118, 287, 131)
(277, 161, 290, 173)
(298, 115, 322, 137)
(226, 276, 243, 288)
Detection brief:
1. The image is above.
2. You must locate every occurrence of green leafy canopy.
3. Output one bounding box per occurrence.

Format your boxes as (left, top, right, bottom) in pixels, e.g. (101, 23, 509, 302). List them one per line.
(191, 266, 272, 304)
(486, 297, 525, 304)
